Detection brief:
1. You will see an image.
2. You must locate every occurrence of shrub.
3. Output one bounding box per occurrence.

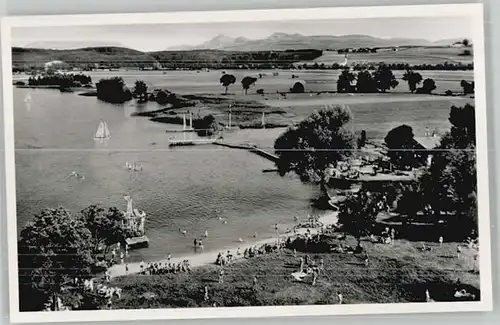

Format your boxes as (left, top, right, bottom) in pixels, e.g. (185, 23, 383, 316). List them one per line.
(96, 77, 133, 104)
(290, 81, 305, 93)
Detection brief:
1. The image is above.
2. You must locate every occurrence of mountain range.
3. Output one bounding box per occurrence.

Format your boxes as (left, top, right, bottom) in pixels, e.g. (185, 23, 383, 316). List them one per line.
(166, 32, 465, 51)
(23, 41, 125, 50)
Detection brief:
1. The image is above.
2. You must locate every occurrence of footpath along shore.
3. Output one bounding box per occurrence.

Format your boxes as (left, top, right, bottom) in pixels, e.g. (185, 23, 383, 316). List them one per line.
(108, 212, 339, 278)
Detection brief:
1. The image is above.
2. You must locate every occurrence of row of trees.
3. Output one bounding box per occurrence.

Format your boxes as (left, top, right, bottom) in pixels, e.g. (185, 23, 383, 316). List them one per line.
(28, 73, 92, 87)
(337, 65, 400, 93)
(274, 102, 478, 244)
(296, 62, 473, 71)
(18, 205, 129, 311)
(219, 74, 257, 95)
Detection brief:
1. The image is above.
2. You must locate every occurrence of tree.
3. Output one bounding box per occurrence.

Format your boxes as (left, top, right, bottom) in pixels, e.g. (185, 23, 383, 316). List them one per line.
(419, 104, 477, 237)
(356, 70, 377, 93)
(373, 65, 399, 92)
(96, 77, 133, 103)
(462, 38, 470, 47)
(220, 74, 236, 94)
(241, 76, 257, 95)
(18, 207, 95, 311)
(460, 80, 475, 95)
(338, 190, 380, 246)
(336, 69, 355, 93)
(396, 185, 424, 224)
(274, 105, 355, 196)
(402, 70, 423, 93)
(357, 130, 367, 148)
(290, 81, 305, 93)
(79, 205, 126, 257)
(134, 80, 148, 102)
(416, 78, 437, 94)
(384, 125, 424, 170)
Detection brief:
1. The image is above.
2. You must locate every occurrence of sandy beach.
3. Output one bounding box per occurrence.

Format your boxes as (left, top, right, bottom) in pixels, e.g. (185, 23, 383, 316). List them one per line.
(108, 211, 339, 278)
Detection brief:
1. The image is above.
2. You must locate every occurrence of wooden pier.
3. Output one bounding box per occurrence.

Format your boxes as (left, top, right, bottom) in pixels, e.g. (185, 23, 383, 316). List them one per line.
(168, 139, 216, 147)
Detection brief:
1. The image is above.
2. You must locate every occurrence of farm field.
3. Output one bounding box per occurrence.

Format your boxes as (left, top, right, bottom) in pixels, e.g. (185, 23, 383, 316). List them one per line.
(304, 47, 474, 65)
(14, 68, 474, 96)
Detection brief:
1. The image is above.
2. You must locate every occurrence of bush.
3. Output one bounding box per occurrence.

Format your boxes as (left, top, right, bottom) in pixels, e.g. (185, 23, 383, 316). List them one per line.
(15, 81, 25, 86)
(96, 77, 133, 104)
(290, 81, 305, 93)
(256, 89, 265, 95)
(445, 90, 453, 96)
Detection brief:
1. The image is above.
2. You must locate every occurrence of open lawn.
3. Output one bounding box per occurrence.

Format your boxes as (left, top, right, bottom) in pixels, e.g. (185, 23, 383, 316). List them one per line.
(306, 47, 473, 65)
(110, 236, 479, 309)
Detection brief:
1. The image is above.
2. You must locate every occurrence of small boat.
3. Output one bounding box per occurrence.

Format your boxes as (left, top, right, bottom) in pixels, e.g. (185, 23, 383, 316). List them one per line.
(94, 120, 111, 140)
(24, 93, 32, 103)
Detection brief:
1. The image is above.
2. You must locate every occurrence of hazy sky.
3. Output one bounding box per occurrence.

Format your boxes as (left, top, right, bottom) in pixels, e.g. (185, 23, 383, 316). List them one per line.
(12, 17, 473, 51)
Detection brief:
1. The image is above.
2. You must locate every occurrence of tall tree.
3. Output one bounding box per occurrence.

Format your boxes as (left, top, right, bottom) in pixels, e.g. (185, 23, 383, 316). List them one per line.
(374, 65, 399, 92)
(384, 125, 422, 170)
(18, 207, 95, 311)
(402, 70, 423, 93)
(274, 105, 355, 196)
(241, 76, 257, 95)
(336, 69, 355, 93)
(416, 78, 437, 94)
(338, 190, 380, 246)
(79, 205, 126, 257)
(133, 80, 148, 101)
(356, 70, 378, 93)
(420, 104, 477, 237)
(220, 74, 236, 94)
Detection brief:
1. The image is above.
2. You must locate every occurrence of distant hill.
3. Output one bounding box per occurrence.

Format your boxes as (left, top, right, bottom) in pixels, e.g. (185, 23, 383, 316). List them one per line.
(12, 46, 323, 70)
(167, 33, 450, 51)
(12, 46, 160, 70)
(24, 41, 125, 50)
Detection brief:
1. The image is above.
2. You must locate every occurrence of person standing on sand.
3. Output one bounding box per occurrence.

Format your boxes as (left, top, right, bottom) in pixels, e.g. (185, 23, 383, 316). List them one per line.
(204, 230, 208, 238)
(204, 286, 209, 301)
(199, 240, 204, 251)
(120, 252, 124, 265)
(125, 263, 129, 275)
(439, 236, 444, 247)
(194, 238, 198, 251)
(338, 293, 343, 304)
(219, 268, 224, 284)
(299, 257, 304, 273)
(167, 253, 172, 262)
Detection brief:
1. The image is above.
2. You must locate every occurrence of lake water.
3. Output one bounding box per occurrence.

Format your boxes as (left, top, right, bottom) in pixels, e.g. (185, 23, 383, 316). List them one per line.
(14, 87, 320, 263)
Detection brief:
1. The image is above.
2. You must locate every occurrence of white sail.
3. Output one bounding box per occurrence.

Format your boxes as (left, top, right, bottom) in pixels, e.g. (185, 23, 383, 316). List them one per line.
(94, 122, 105, 139)
(94, 121, 110, 139)
(24, 93, 32, 103)
(261, 112, 265, 127)
(103, 122, 111, 138)
(340, 53, 348, 67)
(183, 114, 187, 130)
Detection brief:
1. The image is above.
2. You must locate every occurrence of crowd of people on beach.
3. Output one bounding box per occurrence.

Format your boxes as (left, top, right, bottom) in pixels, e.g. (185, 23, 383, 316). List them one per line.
(138, 259, 192, 275)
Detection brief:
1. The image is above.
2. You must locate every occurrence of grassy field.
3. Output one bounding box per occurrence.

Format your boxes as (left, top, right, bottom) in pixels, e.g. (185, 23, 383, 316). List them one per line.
(110, 234, 479, 309)
(306, 47, 473, 65)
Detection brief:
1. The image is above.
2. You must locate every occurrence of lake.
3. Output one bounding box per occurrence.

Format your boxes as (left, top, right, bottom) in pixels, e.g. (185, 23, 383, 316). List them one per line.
(14, 87, 320, 263)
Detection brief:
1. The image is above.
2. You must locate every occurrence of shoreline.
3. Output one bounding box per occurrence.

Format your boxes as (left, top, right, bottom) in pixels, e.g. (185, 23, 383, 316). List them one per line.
(107, 211, 338, 278)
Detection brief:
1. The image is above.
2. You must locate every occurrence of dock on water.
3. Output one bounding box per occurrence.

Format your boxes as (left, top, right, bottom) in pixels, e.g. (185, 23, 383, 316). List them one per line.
(126, 236, 150, 249)
(168, 139, 216, 147)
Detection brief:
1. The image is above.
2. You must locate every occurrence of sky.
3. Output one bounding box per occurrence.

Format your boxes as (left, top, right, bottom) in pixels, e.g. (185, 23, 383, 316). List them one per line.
(12, 17, 473, 52)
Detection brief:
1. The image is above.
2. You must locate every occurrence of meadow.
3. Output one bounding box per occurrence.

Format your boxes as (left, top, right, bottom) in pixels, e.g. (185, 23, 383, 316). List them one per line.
(306, 47, 474, 65)
(110, 233, 479, 308)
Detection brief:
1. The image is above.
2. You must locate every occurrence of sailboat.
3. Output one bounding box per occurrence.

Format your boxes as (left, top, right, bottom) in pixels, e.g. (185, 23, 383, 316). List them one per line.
(340, 53, 348, 67)
(261, 112, 266, 128)
(94, 120, 111, 140)
(24, 93, 32, 103)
